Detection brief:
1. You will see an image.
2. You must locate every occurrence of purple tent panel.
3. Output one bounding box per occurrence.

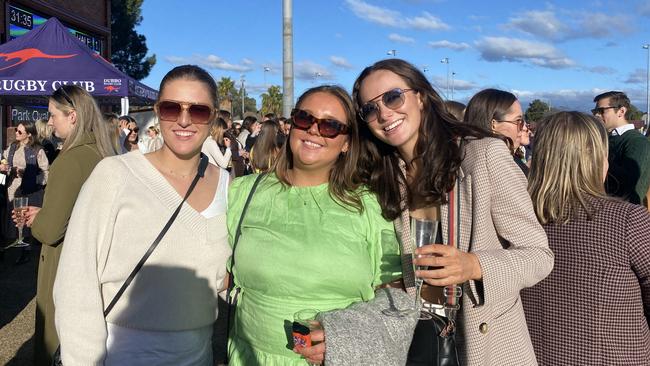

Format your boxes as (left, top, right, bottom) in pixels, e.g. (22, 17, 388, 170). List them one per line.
(0, 17, 157, 105)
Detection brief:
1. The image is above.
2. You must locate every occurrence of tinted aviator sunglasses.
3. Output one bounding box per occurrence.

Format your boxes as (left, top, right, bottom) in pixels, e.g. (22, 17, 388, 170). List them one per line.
(290, 109, 349, 138)
(156, 100, 214, 124)
(495, 117, 526, 131)
(359, 88, 414, 122)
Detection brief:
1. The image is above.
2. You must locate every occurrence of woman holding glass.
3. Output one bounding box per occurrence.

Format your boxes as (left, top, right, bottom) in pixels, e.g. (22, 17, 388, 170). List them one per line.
(17, 85, 117, 365)
(53, 65, 231, 365)
(522, 112, 650, 365)
(0, 120, 49, 262)
(226, 85, 402, 365)
(352, 59, 553, 365)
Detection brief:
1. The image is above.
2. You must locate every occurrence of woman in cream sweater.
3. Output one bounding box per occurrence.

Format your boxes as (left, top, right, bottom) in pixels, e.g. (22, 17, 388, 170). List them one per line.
(53, 65, 231, 365)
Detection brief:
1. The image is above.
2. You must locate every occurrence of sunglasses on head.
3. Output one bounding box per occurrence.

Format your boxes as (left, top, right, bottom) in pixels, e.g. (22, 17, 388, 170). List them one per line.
(290, 109, 349, 138)
(359, 88, 415, 122)
(55, 86, 75, 108)
(156, 100, 214, 125)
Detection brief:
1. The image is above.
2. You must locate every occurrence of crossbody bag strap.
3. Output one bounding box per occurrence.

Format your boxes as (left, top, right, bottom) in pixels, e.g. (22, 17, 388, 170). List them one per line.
(226, 172, 266, 300)
(103, 154, 209, 317)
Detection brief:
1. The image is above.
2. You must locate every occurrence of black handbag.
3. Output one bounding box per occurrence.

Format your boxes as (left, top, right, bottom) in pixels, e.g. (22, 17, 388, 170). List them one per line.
(407, 312, 460, 366)
(51, 155, 209, 366)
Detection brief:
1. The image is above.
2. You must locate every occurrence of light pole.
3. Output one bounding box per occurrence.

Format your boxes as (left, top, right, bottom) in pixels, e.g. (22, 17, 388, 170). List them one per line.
(440, 57, 450, 99)
(240, 75, 245, 118)
(643, 43, 650, 130)
(451, 72, 456, 100)
(387, 49, 396, 57)
(263, 67, 270, 89)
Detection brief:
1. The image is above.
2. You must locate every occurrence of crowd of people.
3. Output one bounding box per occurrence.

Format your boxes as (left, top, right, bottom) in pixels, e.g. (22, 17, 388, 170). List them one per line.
(1, 59, 649, 366)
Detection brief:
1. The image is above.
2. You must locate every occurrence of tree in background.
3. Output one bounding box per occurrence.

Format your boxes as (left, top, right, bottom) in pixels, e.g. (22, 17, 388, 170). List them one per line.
(261, 85, 283, 117)
(111, 0, 156, 80)
(232, 87, 257, 119)
(524, 99, 551, 123)
(216, 77, 236, 113)
(626, 103, 644, 121)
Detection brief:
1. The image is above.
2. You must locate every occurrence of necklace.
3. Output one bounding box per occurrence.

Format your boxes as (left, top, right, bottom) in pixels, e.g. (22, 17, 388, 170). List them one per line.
(153, 154, 199, 179)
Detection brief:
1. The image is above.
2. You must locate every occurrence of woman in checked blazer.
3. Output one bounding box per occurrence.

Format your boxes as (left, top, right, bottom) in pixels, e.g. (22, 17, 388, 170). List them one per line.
(522, 112, 650, 365)
(352, 59, 553, 365)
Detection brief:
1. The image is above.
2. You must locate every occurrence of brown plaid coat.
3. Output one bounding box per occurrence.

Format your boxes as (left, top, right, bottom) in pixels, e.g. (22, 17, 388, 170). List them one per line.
(521, 196, 650, 365)
(401, 138, 553, 365)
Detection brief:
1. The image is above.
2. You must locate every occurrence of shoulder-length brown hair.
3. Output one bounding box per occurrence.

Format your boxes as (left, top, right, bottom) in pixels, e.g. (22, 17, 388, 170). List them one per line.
(274, 85, 364, 212)
(528, 111, 609, 224)
(352, 59, 494, 220)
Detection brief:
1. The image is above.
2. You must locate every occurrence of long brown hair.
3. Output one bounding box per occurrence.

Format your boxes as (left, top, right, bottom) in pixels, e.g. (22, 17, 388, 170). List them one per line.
(251, 121, 283, 173)
(274, 85, 364, 212)
(528, 111, 609, 224)
(464, 88, 518, 152)
(352, 59, 494, 220)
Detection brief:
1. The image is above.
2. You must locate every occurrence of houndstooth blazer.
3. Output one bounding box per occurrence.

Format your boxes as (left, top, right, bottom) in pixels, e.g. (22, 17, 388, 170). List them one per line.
(414, 137, 553, 365)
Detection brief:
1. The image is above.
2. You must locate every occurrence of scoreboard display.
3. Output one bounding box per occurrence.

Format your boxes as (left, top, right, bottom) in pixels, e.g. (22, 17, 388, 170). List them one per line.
(8, 4, 105, 54)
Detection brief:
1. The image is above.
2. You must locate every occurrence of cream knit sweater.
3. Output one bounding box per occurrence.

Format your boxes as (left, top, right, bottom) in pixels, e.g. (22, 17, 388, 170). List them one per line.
(53, 151, 231, 365)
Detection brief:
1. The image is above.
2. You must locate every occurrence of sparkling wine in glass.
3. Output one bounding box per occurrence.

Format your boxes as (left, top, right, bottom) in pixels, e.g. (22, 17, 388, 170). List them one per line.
(13, 197, 29, 248)
(382, 218, 437, 318)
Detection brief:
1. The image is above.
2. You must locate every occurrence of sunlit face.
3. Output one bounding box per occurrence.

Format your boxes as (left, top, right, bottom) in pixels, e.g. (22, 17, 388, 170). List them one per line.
(358, 70, 423, 157)
(520, 122, 530, 146)
(594, 97, 623, 132)
(15, 124, 29, 143)
(47, 100, 75, 139)
(156, 78, 213, 159)
(289, 92, 350, 176)
(492, 100, 523, 149)
(128, 129, 138, 142)
(147, 129, 156, 138)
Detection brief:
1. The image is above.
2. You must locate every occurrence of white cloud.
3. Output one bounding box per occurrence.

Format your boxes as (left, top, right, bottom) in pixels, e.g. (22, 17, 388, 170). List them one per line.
(389, 33, 416, 44)
(582, 66, 616, 74)
(295, 61, 335, 81)
(428, 40, 470, 51)
(505, 9, 633, 41)
(513, 88, 607, 111)
(329, 56, 353, 69)
(474, 37, 576, 69)
(164, 54, 253, 72)
(625, 69, 647, 84)
(345, 0, 449, 31)
(430, 75, 476, 91)
(242, 58, 254, 65)
(405, 12, 450, 31)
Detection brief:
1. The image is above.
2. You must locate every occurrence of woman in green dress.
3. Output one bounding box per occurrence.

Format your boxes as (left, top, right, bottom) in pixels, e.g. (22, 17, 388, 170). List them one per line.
(226, 85, 402, 365)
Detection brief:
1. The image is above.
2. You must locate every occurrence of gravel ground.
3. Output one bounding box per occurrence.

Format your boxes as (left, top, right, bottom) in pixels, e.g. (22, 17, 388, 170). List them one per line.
(0, 245, 38, 366)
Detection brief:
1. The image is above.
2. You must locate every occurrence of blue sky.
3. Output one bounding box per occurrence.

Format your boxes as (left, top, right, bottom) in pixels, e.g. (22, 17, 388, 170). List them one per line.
(139, 0, 650, 114)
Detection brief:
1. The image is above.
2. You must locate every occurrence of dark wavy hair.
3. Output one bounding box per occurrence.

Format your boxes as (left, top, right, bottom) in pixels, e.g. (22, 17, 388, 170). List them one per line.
(352, 59, 494, 220)
(274, 85, 364, 212)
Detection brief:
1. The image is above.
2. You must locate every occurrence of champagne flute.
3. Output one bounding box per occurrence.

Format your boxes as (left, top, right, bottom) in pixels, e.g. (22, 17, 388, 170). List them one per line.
(13, 197, 29, 248)
(382, 218, 437, 318)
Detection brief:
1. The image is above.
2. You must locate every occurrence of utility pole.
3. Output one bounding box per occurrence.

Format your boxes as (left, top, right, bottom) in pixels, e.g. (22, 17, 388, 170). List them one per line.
(240, 75, 245, 119)
(451, 72, 456, 100)
(282, 0, 293, 118)
(387, 49, 396, 57)
(441, 57, 450, 99)
(643, 43, 650, 130)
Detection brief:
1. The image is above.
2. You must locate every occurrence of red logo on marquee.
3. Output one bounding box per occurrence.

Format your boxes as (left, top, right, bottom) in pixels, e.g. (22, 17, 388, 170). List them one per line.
(104, 85, 120, 93)
(0, 48, 76, 71)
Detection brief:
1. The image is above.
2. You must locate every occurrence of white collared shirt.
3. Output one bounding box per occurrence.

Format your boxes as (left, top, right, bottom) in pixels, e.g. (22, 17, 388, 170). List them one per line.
(611, 123, 636, 136)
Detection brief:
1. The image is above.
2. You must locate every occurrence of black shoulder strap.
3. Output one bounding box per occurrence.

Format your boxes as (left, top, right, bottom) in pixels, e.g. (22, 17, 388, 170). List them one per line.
(103, 154, 209, 317)
(228, 173, 266, 283)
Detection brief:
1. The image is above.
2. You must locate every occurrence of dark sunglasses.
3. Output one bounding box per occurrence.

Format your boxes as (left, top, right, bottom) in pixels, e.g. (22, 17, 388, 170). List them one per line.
(14, 127, 24, 135)
(359, 88, 415, 122)
(495, 118, 526, 131)
(591, 106, 618, 115)
(290, 109, 349, 138)
(156, 100, 214, 125)
(56, 86, 75, 108)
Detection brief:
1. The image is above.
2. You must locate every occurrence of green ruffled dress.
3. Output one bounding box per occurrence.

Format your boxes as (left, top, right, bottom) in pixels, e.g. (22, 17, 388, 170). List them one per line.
(226, 173, 402, 365)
